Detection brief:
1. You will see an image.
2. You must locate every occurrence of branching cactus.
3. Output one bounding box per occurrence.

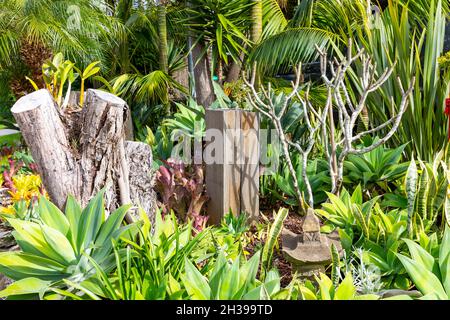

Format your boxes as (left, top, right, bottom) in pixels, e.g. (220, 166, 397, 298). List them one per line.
(317, 41, 415, 193)
(244, 39, 415, 213)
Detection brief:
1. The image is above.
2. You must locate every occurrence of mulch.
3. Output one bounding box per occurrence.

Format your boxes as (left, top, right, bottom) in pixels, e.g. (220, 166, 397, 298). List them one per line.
(245, 206, 306, 288)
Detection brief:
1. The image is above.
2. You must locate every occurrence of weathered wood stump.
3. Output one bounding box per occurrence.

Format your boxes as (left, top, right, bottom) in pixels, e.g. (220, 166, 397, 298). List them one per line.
(11, 89, 156, 222)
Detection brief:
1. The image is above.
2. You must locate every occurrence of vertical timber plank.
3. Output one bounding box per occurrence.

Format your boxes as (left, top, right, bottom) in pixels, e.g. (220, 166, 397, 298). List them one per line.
(205, 110, 241, 224)
(224, 110, 241, 218)
(240, 111, 260, 222)
(205, 109, 259, 225)
(205, 109, 224, 225)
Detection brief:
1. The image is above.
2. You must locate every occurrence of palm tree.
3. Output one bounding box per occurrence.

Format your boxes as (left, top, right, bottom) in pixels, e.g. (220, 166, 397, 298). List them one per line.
(251, 0, 263, 44)
(247, 0, 334, 76)
(157, 0, 170, 74)
(184, 0, 252, 83)
(108, 1, 188, 130)
(0, 0, 125, 97)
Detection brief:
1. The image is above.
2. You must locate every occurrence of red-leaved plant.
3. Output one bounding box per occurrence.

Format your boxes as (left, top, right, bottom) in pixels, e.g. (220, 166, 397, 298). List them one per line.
(155, 159, 209, 231)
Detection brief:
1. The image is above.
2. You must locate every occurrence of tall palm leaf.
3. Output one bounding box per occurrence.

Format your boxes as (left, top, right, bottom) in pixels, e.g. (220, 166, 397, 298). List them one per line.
(249, 27, 335, 75)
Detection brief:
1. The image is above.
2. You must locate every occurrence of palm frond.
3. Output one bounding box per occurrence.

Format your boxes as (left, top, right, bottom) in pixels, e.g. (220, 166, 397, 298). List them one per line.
(249, 27, 335, 75)
(261, 0, 288, 40)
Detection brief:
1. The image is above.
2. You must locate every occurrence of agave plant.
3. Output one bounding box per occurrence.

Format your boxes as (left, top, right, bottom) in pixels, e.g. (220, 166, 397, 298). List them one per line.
(343, 140, 409, 193)
(163, 98, 206, 141)
(272, 156, 331, 207)
(397, 225, 450, 299)
(299, 273, 379, 300)
(181, 250, 298, 300)
(42, 210, 212, 300)
(316, 186, 408, 249)
(0, 190, 136, 299)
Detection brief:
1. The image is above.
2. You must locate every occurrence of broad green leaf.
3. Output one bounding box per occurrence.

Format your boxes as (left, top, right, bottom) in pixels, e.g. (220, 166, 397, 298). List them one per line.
(219, 257, 240, 299)
(7, 218, 67, 263)
(316, 273, 333, 300)
(65, 195, 82, 253)
(82, 61, 101, 79)
(334, 273, 356, 300)
(397, 253, 447, 299)
(182, 258, 210, 300)
(402, 239, 436, 274)
(95, 204, 131, 246)
(77, 190, 105, 254)
(0, 252, 68, 281)
(242, 285, 264, 300)
(38, 197, 70, 236)
(40, 224, 76, 265)
(298, 285, 318, 300)
(0, 278, 51, 298)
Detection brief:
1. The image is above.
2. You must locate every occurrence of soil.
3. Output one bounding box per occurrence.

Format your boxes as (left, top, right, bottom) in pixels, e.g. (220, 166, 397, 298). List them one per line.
(246, 207, 306, 288)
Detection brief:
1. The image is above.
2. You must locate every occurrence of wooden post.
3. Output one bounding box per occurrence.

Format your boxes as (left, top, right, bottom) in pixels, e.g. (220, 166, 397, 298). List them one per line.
(205, 109, 259, 225)
(240, 111, 260, 222)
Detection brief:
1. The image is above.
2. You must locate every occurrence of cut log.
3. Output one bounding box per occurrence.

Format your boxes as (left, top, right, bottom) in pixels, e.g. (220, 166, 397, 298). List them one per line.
(12, 89, 78, 210)
(125, 141, 157, 219)
(11, 89, 156, 222)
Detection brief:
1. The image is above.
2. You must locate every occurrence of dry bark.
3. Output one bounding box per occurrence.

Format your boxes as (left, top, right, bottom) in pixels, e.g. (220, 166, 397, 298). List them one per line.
(192, 41, 215, 107)
(11, 89, 156, 222)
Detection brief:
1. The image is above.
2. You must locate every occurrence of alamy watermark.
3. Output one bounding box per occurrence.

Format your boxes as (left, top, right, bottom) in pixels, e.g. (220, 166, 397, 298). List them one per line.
(168, 124, 282, 176)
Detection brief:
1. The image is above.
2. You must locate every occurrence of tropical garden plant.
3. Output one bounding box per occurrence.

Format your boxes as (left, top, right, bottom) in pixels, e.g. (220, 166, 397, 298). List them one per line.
(1, 0, 450, 303)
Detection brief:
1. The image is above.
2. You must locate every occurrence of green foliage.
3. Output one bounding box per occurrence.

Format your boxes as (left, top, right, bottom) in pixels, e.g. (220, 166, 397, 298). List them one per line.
(49, 210, 211, 300)
(181, 251, 298, 300)
(249, 27, 334, 75)
(343, 141, 409, 193)
(185, 0, 252, 70)
(163, 98, 205, 141)
(26, 52, 78, 107)
(316, 185, 413, 289)
(0, 0, 125, 79)
(353, 0, 449, 161)
(261, 208, 288, 279)
(299, 273, 379, 300)
(76, 60, 102, 107)
(220, 212, 250, 238)
(272, 156, 330, 206)
(382, 152, 448, 237)
(0, 191, 135, 299)
(397, 226, 450, 299)
(111, 71, 186, 107)
(405, 154, 447, 237)
(316, 186, 407, 246)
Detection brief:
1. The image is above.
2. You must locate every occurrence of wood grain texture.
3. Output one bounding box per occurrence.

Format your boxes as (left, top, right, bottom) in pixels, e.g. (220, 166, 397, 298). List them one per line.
(205, 109, 259, 225)
(12, 89, 156, 221)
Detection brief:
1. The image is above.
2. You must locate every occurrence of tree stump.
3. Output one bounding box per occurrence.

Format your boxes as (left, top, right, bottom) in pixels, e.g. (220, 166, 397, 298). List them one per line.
(11, 89, 156, 222)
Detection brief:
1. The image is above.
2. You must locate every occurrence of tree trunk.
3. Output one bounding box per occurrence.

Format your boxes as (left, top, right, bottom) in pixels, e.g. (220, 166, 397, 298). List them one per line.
(226, 50, 246, 83)
(251, 0, 263, 44)
(11, 89, 156, 222)
(192, 41, 215, 107)
(251, 0, 263, 88)
(158, 3, 170, 114)
(158, 4, 169, 74)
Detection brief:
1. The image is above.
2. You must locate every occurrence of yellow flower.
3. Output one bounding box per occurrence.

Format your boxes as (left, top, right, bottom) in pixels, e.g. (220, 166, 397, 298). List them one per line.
(0, 205, 15, 216)
(9, 174, 43, 202)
